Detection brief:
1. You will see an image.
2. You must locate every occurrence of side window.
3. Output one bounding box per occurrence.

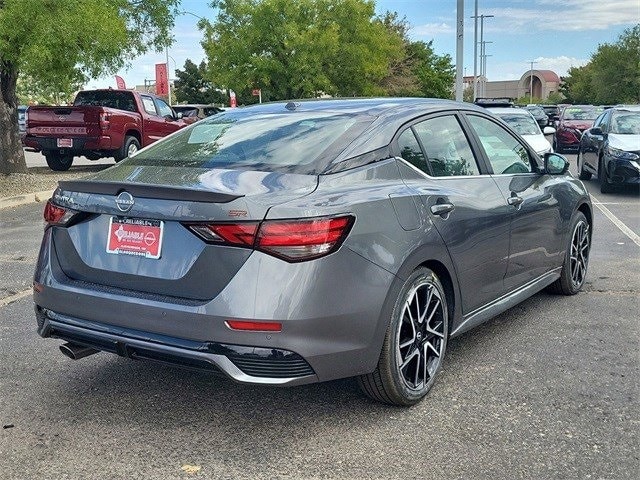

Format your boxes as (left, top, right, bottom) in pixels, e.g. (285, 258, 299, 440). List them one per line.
(141, 96, 157, 115)
(397, 128, 428, 173)
(156, 99, 174, 118)
(413, 115, 480, 177)
(467, 115, 532, 175)
(599, 111, 611, 132)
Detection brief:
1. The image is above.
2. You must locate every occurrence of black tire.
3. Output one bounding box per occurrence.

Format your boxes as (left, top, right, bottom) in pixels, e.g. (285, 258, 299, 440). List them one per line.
(114, 135, 141, 162)
(44, 152, 73, 171)
(553, 136, 562, 154)
(577, 152, 592, 180)
(358, 267, 449, 406)
(599, 157, 614, 193)
(547, 212, 590, 295)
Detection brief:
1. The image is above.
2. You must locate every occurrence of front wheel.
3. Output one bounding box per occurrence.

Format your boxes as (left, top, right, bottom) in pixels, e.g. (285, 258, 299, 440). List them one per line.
(358, 267, 449, 406)
(44, 152, 74, 171)
(599, 158, 614, 193)
(547, 212, 590, 295)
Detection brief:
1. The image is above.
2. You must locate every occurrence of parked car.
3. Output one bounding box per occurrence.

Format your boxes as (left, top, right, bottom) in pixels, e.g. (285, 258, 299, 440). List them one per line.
(577, 105, 640, 193)
(34, 98, 592, 406)
(553, 105, 604, 153)
(524, 105, 549, 129)
(23, 89, 194, 171)
(491, 107, 555, 155)
(541, 104, 560, 124)
(172, 104, 225, 120)
(474, 97, 514, 108)
(17, 105, 27, 140)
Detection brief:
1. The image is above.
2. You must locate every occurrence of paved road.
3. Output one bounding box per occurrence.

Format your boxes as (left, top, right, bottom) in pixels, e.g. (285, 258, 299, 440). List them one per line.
(0, 156, 638, 479)
(24, 149, 114, 169)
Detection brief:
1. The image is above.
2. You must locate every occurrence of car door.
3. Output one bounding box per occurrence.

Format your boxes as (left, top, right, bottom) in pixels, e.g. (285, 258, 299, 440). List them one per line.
(139, 95, 164, 145)
(395, 113, 511, 315)
(154, 98, 184, 137)
(581, 110, 610, 173)
(464, 113, 565, 291)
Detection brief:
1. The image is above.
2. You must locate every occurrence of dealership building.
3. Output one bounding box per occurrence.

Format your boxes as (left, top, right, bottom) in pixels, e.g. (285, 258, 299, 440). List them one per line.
(464, 70, 561, 101)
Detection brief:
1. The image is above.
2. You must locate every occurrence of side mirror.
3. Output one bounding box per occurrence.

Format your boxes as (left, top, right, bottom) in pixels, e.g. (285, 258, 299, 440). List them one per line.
(590, 126, 603, 136)
(543, 126, 555, 135)
(544, 153, 569, 175)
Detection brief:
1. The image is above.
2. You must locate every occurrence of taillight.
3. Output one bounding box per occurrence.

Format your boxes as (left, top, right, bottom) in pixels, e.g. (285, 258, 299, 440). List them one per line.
(99, 112, 110, 131)
(43, 199, 76, 226)
(186, 215, 354, 262)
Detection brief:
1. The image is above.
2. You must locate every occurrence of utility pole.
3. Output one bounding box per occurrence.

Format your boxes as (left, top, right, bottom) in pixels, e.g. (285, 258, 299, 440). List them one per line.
(475, 13, 494, 98)
(455, 0, 464, 102)
(528, 60, 538, 104)
(165, 45, 172, 106)
(472, 0, 478, 101)
(481, 41, 493, 97)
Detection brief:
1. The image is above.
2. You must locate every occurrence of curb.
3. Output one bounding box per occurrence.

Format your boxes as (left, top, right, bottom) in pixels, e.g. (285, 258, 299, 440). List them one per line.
(0, 189, 55, 210)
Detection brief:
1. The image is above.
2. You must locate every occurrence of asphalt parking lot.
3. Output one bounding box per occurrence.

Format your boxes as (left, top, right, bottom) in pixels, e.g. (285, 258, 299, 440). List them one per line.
(0, 154, 638, 479)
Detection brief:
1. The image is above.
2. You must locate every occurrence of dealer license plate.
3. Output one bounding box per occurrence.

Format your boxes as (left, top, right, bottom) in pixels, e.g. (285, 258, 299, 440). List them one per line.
(106, 217, 164, 259)
(56, 138, 73, 148)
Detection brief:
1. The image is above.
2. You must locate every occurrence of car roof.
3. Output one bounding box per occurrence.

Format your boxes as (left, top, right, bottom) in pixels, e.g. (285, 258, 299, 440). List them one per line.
(612, 105, 640, 112)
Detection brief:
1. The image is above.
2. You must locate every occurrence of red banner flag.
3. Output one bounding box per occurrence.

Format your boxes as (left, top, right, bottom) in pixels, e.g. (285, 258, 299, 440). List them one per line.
(115, 75, 126, 89)
(155, 63, 168, 96)
(229, 90, 237, 108)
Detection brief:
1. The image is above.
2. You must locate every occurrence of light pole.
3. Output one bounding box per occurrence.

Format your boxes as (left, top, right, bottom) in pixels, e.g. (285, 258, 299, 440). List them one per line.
(472, 0, 478, 102)
(455, 0, 464, 102)
(528, 60, 538, 104)
(480, 40, 493, 97)
(474, 13, 494, 98)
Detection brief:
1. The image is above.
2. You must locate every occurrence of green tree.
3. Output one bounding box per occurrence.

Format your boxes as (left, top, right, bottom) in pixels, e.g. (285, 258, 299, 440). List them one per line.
(17, 71, 84, 105)
(174, 59, 226, 105)
(0, 0, 179, 174)
(200, 0, 405, 101)
(561, 25, 640, 105)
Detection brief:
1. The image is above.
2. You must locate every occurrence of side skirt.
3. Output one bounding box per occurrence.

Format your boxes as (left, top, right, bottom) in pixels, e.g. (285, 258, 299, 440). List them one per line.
(451, 268, 561, 338)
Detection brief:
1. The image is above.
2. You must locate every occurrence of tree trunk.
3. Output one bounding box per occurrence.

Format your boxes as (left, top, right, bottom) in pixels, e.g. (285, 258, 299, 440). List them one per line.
(0, 60, 27, 174)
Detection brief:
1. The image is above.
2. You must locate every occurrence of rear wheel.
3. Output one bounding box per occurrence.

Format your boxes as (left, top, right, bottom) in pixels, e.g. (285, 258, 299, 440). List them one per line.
(358, 267, 448, 406)
(547, 212, 590, 295)
(599, 157, 614, 193)
(44, 151, 73, 171)
(577, 151, 592, 180)
(114, 135, 140, 162)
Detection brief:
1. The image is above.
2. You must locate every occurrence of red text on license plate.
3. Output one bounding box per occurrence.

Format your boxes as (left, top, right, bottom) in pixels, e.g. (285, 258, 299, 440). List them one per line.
(106, 217, 163, 259)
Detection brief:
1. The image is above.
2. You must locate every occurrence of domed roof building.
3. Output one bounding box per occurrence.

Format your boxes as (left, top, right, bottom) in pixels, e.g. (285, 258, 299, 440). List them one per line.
(482, 69, 561, 101)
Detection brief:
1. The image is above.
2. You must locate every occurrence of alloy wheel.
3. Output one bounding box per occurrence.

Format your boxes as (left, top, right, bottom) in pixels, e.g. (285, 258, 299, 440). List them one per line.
(127, 143, 139, 157)
(396, 280, 446, 391)
(570, 220, 590, 288)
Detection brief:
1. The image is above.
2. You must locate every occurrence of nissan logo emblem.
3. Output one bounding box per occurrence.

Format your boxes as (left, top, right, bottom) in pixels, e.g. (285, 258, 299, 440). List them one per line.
(115, 191, 134, 212)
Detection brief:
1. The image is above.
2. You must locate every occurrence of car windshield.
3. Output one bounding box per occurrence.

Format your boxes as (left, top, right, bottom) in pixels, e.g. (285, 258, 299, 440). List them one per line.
(563, 107, 603, 121)
(526, 106, 545, 117)
(497, 113, 541, 136)
(610, 112, 640, 135)
(128, 110, 372, 175)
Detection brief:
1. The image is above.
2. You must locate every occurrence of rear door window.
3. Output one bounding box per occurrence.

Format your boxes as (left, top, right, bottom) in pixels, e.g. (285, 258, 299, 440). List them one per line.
(412, 115, 480, 177)
(397, 129, 428, 173)
(141, 96, 158, 115)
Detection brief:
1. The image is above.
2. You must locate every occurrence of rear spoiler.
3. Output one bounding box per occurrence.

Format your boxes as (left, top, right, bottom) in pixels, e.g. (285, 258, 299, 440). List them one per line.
(57, 180, 243, 204)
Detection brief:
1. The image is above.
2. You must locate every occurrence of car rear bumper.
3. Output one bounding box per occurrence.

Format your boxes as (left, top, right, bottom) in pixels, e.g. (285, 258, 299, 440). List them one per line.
(33, 229, 397, 384)
(36, 307, 319, 386)
(23, 135, 114, 152)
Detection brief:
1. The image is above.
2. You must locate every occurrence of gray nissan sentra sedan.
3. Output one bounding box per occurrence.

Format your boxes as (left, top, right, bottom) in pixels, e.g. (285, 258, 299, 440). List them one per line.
(34, 98, 592, 406)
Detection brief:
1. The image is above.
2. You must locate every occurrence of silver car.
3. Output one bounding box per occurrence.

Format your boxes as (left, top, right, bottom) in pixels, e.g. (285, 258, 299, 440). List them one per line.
(34, 98, 592, 406)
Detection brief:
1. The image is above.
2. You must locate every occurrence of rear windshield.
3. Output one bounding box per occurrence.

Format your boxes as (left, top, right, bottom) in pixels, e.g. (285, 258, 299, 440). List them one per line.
(128, 110, 373, 174)
(497, 113, 541, 136)
(73, 91, 137, 113)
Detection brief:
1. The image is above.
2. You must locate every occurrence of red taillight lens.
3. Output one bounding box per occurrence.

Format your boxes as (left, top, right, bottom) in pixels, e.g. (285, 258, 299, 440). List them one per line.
(43, 199, 76, 226)
(99, 112, 110, 131)
(186, 215, 354, 262)
(226, 320, 282, 332)
(257, 216, 353, 261)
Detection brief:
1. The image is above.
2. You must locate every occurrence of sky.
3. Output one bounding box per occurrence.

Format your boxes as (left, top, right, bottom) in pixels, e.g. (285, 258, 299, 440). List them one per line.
(88, 0, 639, 90)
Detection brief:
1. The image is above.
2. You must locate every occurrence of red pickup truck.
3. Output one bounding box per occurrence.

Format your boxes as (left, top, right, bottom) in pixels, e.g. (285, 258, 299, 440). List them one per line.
(24, 89, 194, 171)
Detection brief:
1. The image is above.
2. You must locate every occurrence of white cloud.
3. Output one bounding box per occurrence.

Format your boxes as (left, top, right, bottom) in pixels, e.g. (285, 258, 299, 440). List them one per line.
(412, 23, 455, 36)
(486, 0, 638, 32)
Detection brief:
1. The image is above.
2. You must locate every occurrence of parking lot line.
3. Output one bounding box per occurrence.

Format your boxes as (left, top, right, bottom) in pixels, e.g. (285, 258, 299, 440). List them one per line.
(0, 288, 32, 308)
(591, 194, 640, 247)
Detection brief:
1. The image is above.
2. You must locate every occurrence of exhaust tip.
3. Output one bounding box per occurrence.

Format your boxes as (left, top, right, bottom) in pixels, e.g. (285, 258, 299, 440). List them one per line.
(59, 343, 99, 360)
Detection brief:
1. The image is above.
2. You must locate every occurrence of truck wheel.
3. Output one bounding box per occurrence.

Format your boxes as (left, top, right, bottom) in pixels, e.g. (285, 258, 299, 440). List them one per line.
(44, 152, 74, 171)
(115, 136, 140, 162)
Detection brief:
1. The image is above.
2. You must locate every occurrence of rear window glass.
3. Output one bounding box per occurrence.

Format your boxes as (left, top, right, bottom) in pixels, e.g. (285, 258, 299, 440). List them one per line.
(128, 110, 372, 174)
(497, 113, 540, 136)
(74, 91, 137, 112)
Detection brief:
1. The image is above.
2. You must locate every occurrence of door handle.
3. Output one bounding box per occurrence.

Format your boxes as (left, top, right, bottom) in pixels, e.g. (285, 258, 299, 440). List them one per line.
(507, 195, 524, 207)
(430, 203, 455, 217)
